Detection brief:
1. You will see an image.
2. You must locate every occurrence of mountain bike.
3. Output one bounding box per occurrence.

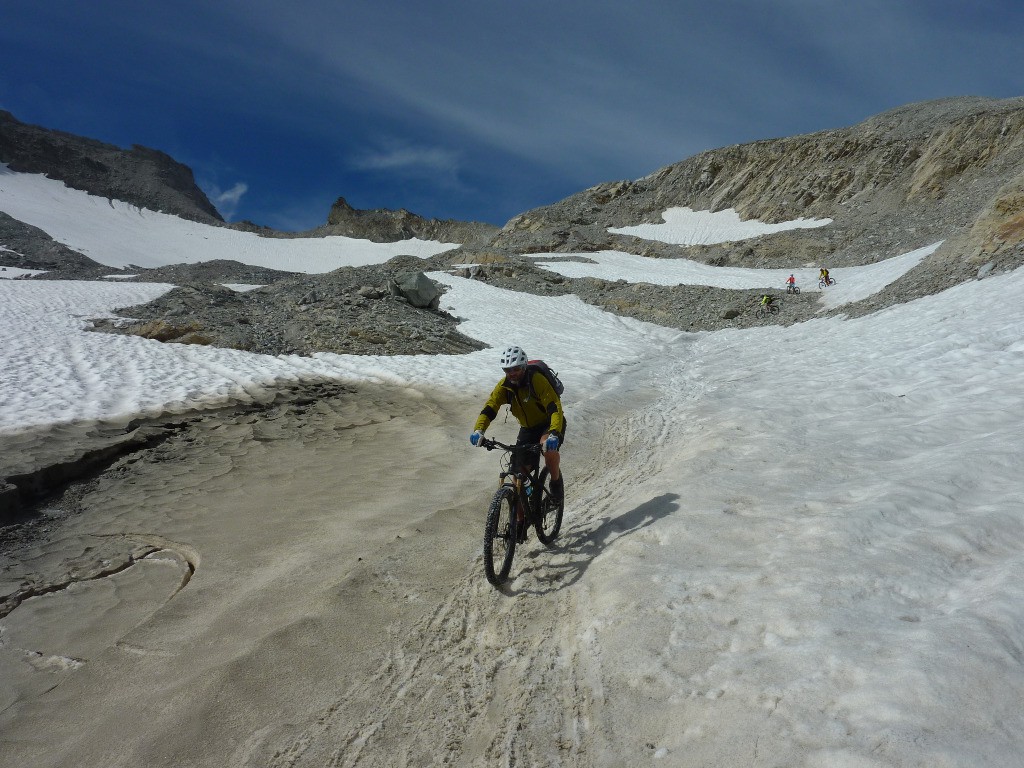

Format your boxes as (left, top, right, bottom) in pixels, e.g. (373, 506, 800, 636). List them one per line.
(479, 438, 564, 587)
(786, 284, 800, 294)
(755, 302, 780, 319)
(818, 277, 836, 288)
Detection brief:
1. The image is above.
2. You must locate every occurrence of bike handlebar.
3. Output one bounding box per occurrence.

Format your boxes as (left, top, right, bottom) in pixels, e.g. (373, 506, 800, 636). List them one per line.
(481, 437, 542, 453)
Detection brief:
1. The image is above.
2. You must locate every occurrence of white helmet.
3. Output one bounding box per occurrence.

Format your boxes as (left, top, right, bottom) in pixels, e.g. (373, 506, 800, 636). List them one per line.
(498, 345, 528, 369)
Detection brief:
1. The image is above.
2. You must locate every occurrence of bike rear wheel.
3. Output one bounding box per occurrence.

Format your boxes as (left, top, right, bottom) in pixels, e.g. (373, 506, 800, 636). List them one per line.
(484, 485, 517, 586)
(534, 468, 564, 546)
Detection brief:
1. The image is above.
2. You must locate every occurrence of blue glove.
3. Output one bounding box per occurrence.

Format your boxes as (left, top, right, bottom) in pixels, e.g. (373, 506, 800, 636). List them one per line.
(544, 433, 560, 452)
(470, 430, 484, 446)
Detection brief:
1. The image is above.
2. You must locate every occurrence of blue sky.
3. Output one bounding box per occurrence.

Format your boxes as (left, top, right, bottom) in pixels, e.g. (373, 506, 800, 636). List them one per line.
(2, 1, 1022, 232)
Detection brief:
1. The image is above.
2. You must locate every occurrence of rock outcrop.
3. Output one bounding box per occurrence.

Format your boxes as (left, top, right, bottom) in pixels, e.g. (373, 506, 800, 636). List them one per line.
(321, 196, 498, 245)
(95, 255, 484, 357)
(0, 110, 223, 223)
(0, 212, 109, 276)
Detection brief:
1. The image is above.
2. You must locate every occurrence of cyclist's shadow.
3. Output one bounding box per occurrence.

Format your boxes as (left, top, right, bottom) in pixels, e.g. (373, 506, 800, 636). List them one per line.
(511, 492, 681, 595)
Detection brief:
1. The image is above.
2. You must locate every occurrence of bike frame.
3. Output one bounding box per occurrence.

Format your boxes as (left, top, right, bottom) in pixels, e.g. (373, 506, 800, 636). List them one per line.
(484, 439, 543, 521)
(480, 436, 564, 585)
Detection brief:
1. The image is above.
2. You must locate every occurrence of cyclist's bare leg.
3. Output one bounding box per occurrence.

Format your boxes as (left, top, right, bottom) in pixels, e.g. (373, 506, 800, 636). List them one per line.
(540, 433, 560, 481)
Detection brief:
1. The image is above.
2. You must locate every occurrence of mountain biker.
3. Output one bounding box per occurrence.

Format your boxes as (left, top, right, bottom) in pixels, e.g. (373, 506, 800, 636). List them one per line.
(819, 267, 832, 286)
(760, 293, 777, 307)
(470, 345, 565, 503)
(786, 274, 797, 291)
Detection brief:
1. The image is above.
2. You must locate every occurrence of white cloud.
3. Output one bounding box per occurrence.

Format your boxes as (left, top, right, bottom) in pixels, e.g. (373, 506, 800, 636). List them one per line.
(348, 141, 466, 193)
(350, 143, 460, 175)
(210, 181, 248, 219)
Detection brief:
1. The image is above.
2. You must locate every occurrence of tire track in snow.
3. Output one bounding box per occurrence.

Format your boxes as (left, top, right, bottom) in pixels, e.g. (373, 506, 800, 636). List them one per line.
(245, 339, 704, 767)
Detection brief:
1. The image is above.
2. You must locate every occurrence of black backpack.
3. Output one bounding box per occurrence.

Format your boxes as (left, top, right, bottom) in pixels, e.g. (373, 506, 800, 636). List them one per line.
(526, 359, 564, 397)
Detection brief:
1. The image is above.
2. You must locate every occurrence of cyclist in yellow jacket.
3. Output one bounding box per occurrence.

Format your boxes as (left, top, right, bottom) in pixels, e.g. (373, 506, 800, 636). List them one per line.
(470, 345, 564, 502)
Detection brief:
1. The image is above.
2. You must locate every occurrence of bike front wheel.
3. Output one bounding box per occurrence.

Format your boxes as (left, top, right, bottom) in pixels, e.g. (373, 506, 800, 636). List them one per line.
(534, 468, 564, 546)
(484, 485, 517, 586)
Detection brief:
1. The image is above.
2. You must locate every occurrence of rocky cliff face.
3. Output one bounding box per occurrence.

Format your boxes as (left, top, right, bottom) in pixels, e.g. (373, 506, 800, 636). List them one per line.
(490, 96, 1024, 276)
(322, 196, 498, 245)
(0, 110, 223, 224)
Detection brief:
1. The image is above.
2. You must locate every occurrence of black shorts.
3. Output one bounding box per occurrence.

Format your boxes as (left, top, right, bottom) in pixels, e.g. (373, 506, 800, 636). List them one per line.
(515, 418, 567, 470)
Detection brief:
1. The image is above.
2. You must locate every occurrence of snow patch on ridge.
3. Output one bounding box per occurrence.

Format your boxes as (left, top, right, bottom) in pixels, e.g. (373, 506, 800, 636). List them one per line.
(0, 165, 459, 273)
(609, 206, 832, 245)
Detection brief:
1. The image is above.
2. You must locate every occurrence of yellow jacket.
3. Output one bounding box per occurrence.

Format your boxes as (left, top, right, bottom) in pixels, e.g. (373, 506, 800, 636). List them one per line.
(474, 370, 565, 436)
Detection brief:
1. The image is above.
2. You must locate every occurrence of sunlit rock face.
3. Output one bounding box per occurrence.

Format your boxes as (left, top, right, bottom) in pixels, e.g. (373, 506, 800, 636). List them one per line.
(491, 96, 1024, 276)
(324, 195, 498, 245)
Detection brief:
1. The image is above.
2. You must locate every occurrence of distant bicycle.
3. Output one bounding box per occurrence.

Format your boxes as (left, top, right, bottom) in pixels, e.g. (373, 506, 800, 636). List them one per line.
(755, 302, 781, 319)
(479, 438, 564, 587)
(818, 277, 836, 288)
(786, 284, 800, 294)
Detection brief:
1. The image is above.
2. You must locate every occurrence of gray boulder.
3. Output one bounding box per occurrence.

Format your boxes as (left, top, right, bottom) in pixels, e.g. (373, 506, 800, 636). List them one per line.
(391, 271, 441, 309)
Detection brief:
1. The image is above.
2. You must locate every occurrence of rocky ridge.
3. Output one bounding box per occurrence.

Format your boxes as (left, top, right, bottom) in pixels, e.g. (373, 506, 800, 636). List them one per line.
(2, 96, 1024, 351)
(0, 110, 222, 223)
(491, 97, 1024, 263)
(319, 196, 498, 246)
(457, 95, 1024, 327)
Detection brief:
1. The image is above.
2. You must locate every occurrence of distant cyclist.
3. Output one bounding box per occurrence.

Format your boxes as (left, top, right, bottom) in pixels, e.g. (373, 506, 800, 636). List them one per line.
(819, 267, 833, 286)
(786, 274, 797, 292)
(470, 345, 565, 502)
(759, 293, 777, 308)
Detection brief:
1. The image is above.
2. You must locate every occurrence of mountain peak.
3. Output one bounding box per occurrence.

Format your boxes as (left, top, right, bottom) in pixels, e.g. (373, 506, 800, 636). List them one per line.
(0, 110, 223, 224)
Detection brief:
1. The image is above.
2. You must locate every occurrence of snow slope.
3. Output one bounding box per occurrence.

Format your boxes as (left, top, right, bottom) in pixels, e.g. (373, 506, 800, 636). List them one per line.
(3, 167, 1023, 764)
